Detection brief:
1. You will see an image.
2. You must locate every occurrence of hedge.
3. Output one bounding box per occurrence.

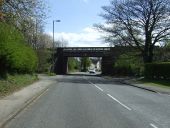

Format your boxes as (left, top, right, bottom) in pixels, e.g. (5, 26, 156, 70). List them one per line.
(0, 22, 38, 77)
(144, 62, 170, 80)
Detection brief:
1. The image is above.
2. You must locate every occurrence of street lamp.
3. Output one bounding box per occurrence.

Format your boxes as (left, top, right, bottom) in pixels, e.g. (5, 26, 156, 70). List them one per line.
(52, 19, 61, 72)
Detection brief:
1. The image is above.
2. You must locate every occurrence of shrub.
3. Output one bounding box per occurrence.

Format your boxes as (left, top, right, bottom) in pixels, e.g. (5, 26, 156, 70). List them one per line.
(113, 66, 133, 76)
(36, 49, 51, 73)
(144, 62, 170, 80)
(114, 53, 144, 76)
(0, 22, 38, 77)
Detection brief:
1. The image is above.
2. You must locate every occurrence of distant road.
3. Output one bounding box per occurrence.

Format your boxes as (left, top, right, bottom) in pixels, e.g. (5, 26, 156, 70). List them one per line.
(5, 75, 170, 128)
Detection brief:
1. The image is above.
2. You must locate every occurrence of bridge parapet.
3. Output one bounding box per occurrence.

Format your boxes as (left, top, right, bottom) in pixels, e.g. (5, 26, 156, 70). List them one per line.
(60, 47, 112, 57)
(63, 47, 111, 52)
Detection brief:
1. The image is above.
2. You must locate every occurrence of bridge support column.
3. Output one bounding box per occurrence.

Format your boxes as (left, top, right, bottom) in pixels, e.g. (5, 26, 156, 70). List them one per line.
(101, 56, 115, 75)
(54, 48, 68, 75)
(54, 56, 68, 75)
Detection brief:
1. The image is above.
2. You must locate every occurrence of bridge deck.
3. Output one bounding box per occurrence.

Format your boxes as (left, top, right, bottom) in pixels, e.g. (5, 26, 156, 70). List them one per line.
(60, 47, 112, 57)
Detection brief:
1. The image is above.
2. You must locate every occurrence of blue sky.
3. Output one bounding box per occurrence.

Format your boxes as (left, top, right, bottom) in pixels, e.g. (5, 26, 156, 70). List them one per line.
(44, 0, 110, 47)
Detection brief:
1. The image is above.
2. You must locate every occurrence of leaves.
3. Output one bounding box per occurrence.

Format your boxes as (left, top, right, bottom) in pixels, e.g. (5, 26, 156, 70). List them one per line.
(0, 22, 38, 76)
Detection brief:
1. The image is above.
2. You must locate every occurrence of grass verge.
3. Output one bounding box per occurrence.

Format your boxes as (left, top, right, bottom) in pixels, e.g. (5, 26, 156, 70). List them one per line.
(0, 74, 38, 98)
(138, 79, 170, 89)
(47, 72, 56, 76)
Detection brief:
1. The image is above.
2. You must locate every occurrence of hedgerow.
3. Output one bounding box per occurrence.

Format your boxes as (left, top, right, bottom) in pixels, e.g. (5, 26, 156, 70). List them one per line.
(144, 62, 170, 80)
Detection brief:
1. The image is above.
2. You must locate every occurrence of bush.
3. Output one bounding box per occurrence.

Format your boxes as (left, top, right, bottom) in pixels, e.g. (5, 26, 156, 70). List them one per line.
(113, 66, 133, 76)
(114, 53, 144, 76)
(0, 22, 38, 77)
(36, 49, 51, 73)
(68, 57, 80, 72)
(145, 62, 170, 80)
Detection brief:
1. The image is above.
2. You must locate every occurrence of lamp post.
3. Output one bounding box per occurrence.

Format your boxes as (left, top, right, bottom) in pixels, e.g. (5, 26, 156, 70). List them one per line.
(52, 20, 61, 72)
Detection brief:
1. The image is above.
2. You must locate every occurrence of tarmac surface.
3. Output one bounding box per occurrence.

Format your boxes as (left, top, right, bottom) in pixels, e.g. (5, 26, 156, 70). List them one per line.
(2, 75, 170, 128)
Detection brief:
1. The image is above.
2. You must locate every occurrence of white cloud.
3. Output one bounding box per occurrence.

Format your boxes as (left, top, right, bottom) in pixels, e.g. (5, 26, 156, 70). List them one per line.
(47, 26, 108, 47)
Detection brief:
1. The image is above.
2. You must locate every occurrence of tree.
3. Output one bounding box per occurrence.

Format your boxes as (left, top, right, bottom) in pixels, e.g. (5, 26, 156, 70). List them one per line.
(1, 0, 47, 49)
(80, 57, 91, 72)
(0, 22, 38, 78)
(2, 0, 46, 26)
(114, 53, 144, 76)
(55, 38, 68, 47)
(96, 0, 170, 63)
(36, 34, 53, 73)
(68, 58, 80, 72)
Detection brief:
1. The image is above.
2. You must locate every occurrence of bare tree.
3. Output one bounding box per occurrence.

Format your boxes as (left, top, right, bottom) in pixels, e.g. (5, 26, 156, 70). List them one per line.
(55, 38, 68, 47)
(1, 0, 47, 49)
(96, 0, 170, 63)
(2, 0, 46, 25)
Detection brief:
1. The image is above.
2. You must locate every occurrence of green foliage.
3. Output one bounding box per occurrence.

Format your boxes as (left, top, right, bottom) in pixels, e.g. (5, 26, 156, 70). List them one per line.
(68, 57, 80, 72)
(36, 49, 51, 73)
(0, 74, 38, 97)
(81, 57, 91, 72)
(0, 22, 38, 77)
(47, 72, 56, 76)
(114, 53, 144, 76)
(145, 62, 170, 80)
(139, 78, 170, 88)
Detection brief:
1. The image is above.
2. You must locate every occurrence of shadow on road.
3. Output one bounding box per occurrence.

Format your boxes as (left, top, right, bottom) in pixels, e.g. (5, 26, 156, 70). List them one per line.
(56, 74, 126, 85)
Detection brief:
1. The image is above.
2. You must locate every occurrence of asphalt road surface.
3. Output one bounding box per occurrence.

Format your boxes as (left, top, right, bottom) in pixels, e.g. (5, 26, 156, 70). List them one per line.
(4, 75, 170, 128)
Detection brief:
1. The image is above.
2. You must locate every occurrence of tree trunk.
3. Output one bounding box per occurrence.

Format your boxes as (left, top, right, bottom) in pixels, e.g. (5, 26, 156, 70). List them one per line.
(143, 46, 154, 63)
(143, 31, 154, 63)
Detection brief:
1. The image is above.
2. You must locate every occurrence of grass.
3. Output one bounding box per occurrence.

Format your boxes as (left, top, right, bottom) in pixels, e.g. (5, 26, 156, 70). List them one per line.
(138, 78, 170, 89)
(0, 74, 38, 98)
(47, 72, 56, 76)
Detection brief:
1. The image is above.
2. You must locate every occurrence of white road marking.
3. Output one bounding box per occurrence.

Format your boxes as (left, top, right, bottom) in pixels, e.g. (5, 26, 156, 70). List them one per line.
(95, 85, 104, 92)
(150, 123, 158, 128)
(87, 81, 104, 92)
(107, 94, 132, 111)
(88, 81, 94, 85)
(87, 80, 131, 111)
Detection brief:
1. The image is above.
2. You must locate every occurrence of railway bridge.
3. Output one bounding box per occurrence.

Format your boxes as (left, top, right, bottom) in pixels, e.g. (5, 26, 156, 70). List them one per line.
(54, 47, 131, 75)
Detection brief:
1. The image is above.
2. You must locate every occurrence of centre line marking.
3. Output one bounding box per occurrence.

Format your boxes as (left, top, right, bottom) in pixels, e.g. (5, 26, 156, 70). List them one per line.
(150, 123, 158, 128)
(88, 81, 103, 92)
(95, 85, 103, 92)
(107, 94, 132, 111)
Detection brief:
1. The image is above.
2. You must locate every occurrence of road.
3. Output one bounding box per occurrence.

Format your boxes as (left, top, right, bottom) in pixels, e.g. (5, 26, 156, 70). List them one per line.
(4, 75, 170, 128)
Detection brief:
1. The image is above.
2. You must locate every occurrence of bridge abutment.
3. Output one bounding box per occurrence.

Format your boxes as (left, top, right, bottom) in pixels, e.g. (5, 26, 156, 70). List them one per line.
(54, 49, 68, 75)
(101, 56, 115, 75)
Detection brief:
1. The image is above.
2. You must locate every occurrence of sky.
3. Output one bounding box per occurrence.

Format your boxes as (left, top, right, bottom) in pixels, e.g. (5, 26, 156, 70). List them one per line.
(44, 0, 110, 47)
